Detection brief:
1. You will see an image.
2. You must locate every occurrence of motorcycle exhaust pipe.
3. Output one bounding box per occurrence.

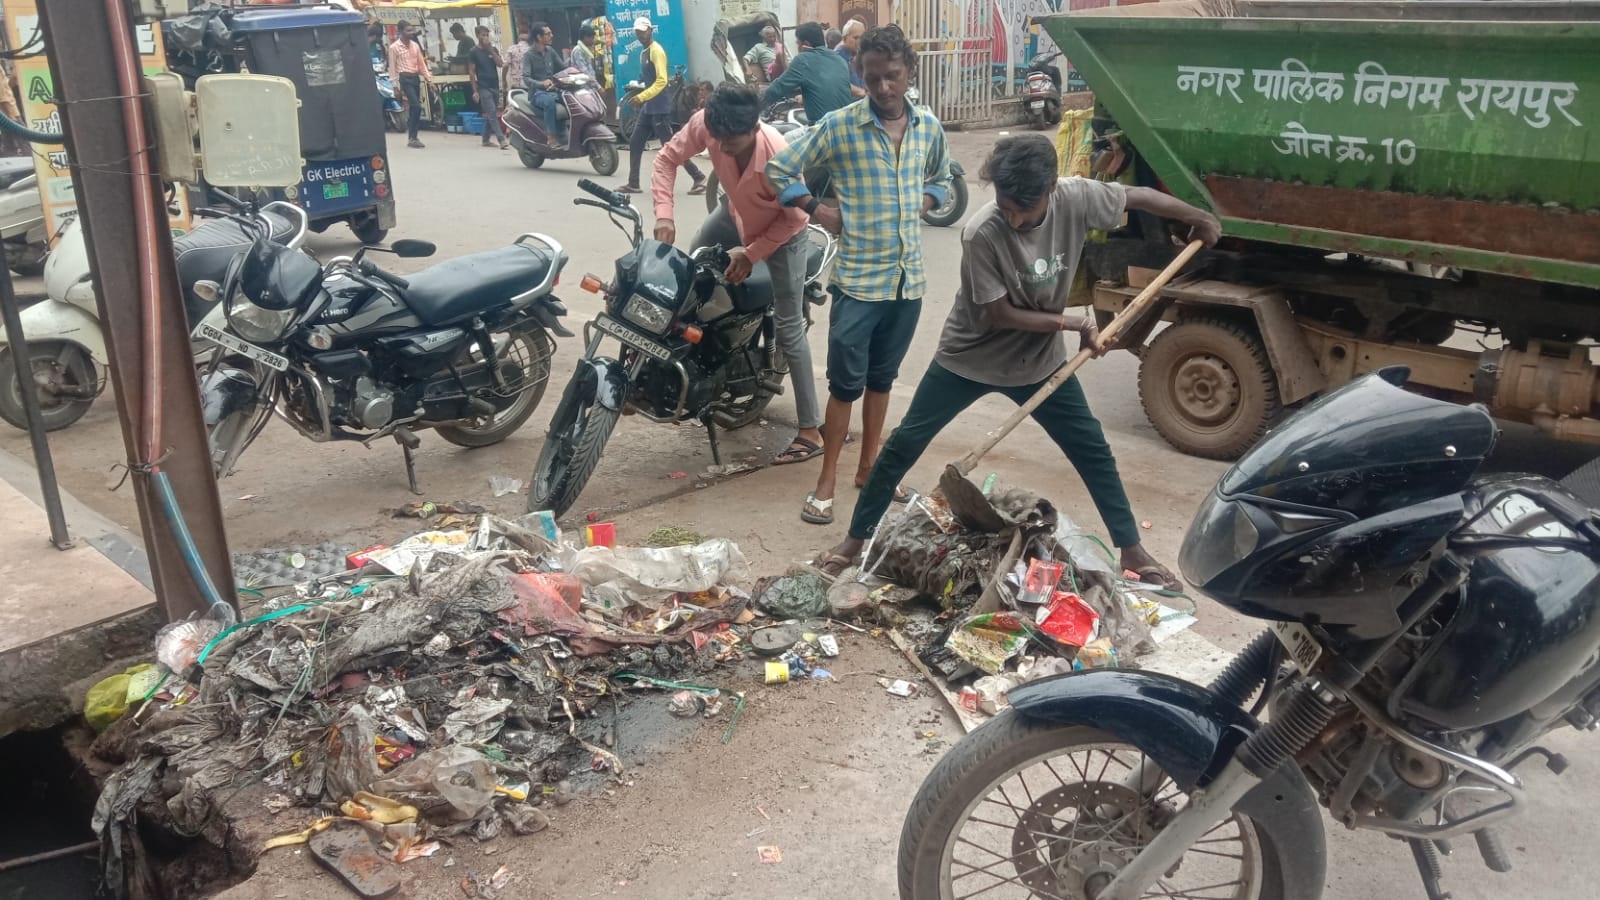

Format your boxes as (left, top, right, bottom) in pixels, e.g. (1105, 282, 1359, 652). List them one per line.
(758, 377, 785, 395)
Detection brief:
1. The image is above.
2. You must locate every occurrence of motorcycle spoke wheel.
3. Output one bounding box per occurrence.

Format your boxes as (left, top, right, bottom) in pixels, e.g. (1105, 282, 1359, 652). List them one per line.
(907, 722, 1274, 900)
(436, 330, 553, 448)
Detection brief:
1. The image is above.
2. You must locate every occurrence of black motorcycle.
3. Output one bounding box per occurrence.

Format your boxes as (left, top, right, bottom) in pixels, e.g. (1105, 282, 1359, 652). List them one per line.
(193, 205, 571, 490)
(529, 179, 835, 517)
(900, 367, 1600, 900)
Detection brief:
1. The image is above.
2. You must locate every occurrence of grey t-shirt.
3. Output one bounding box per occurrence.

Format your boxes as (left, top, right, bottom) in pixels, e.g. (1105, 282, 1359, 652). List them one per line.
(936, 177, 1126, 386)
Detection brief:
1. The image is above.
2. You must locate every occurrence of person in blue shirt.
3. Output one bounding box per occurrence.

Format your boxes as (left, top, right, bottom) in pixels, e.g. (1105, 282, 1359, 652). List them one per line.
(763, 22, 852, 123)
(836, 18, 866, 97)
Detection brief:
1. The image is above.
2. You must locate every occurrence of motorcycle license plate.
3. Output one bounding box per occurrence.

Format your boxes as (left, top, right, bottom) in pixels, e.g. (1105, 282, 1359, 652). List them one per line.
(195, 323, 289, 372)
(1271, 621, 1323, 674)
(594, 315, 672, 362)
(1030, 101, 1046, 109)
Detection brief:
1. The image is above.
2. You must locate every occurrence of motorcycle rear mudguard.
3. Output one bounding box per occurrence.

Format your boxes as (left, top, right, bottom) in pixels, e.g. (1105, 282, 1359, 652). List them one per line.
(949, 160, 965, 177)
(1009, 669, 1327, 893)
(0, 298, 109, 365)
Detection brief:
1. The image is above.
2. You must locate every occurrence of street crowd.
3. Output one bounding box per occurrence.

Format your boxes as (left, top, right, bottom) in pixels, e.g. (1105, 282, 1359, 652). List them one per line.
(378, 13, 1225, 592)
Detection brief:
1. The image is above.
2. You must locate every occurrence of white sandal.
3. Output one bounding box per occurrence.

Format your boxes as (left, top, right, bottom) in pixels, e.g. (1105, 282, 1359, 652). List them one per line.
(800, 492, 834, 525)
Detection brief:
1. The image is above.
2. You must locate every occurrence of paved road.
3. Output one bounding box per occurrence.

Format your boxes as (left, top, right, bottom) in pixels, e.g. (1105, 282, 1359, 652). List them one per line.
(7, 128, 1597, 899)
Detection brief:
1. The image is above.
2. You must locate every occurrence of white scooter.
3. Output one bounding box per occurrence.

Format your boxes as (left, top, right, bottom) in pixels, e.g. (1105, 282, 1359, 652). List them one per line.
(0, 201, 306, 431)
(0, 158, 48, 277)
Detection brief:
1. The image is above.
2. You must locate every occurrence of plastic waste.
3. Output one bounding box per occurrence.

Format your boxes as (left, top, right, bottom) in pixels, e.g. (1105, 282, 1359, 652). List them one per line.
(372, 745, 498, 823)
(1036, 591, 1100, 647)
(155, 618, 225, 674)
(565, 538, 750, 602)
(441, 697, 512, 744)
(755, 573, 829, 618)
(945, 612, 1032, 674)
(1054, 513, 1114, 576)
(500, 572, 587, 636)
(489, 475, 523, 497)
(84, 664, 157, 731)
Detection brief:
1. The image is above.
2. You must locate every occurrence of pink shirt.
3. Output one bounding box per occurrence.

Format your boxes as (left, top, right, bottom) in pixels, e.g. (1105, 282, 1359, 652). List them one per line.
(652, 111, 807, 263)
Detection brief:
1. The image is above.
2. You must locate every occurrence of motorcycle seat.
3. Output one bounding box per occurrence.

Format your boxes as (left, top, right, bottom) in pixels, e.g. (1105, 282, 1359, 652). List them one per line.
(401, 244, 554, 326)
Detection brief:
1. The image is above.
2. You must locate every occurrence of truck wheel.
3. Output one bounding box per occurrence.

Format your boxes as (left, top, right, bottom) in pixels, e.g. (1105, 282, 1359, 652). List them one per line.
(1139, 318, 1280, 460)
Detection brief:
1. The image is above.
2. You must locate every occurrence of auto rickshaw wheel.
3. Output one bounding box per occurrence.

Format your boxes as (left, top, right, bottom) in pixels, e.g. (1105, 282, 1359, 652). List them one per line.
(351, 215, 388, 246)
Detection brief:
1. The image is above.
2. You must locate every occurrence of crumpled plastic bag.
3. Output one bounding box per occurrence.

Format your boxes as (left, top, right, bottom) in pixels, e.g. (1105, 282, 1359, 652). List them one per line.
(756, 573, 829, 618)
(441, 697, 512, 744)
(84, 664, 158, 731)
(564, 538, 749, 603)
(945, 612, 1032, 675)
(326, 706, 386, 801)
(499, 573, 587, 636)
(371, 746, 497, 824)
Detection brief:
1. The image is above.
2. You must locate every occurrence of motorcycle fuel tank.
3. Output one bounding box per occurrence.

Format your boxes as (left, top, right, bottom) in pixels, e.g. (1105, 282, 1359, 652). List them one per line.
(1397, 474, 1600, 734)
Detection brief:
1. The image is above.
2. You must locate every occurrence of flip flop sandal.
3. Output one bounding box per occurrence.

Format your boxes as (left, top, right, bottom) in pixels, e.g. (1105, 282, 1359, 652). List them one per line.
(1133, 565, 1180, 591)
(688, 181, 708, 195)
(891, 484, 913, 504)
(773, 436, 824, 466)
(809, 551, 858, 579)
(800, 492, 834, 525)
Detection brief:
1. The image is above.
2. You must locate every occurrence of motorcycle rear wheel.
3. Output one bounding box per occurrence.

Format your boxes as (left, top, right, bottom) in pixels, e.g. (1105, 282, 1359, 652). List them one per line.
(529, 394, 619, 518)
(922, 175, 968, 228)
(0, 341, 97, 432)
(898, 716, 1288, 900)
(436, 330, 553, 448)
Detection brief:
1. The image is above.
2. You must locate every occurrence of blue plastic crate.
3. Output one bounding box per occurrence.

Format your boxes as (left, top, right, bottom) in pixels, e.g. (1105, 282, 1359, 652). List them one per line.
(464, 118, 487, 135)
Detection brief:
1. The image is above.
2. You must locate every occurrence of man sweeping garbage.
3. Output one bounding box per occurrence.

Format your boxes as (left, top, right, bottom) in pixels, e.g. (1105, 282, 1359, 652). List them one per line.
(812, 133, 1221, 586)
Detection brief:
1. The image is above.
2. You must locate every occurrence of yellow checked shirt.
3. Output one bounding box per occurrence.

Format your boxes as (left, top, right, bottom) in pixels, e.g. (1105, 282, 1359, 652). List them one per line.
(766, 99, 952, 302)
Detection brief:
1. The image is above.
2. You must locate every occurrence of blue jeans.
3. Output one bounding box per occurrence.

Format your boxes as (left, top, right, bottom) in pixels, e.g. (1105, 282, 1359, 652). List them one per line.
(531, 90, 561, 137)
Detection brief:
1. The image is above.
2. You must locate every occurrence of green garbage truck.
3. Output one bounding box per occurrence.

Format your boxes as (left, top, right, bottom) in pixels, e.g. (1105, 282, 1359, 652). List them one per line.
(1041, 1, 1600, 459)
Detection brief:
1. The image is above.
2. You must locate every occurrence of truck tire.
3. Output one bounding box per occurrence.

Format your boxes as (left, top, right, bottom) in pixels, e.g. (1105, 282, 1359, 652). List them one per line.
(1139, 317, 1280, 460)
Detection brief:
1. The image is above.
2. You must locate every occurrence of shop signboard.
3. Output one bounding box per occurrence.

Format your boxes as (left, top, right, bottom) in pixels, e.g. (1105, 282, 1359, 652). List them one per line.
(604, 0, 689, 103)
(1, 1, 190, 241)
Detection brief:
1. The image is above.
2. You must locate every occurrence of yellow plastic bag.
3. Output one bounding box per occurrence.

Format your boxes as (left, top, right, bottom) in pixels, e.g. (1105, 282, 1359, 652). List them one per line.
(1056, 108, 1096, 178)
(84, 663, 155, 731)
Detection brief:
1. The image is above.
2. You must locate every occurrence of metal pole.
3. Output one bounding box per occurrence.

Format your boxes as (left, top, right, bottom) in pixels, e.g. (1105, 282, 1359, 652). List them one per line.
(0, 257, 73, 549)
(37, 1, 235, 622)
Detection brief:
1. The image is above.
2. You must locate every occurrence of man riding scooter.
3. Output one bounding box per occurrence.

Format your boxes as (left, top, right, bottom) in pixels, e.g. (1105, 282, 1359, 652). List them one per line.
(502, 30, 618, 174)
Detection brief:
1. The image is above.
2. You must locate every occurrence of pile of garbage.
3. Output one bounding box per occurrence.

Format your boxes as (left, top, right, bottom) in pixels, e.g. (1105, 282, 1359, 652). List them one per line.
(839, 482, 1198, 722)
(83, 512, 771, 898)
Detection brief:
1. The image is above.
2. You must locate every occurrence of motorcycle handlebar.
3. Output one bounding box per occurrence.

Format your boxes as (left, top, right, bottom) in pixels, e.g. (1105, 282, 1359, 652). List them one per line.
(359, 259, 410, 291)
(576, 178, 626, 207)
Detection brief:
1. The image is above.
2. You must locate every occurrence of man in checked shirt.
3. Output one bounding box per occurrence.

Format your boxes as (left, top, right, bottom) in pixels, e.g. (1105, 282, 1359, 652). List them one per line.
(766, 24, 951, 527)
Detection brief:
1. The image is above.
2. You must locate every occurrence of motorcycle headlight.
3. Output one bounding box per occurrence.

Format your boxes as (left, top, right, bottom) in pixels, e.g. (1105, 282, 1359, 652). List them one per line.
(226, 289, 296, 343)
(1178, 491, 1260, 587)
(622, 293, 673, 334)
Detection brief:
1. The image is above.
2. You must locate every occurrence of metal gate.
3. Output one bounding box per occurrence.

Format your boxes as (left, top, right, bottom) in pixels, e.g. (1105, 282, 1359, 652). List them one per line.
(899, 0, 993, 126)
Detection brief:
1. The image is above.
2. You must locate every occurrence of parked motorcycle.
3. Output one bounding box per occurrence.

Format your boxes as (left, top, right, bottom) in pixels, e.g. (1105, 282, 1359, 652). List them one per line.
(0, 159, 48, 276)
(504, 69, 619, 175)
(1024, 50, 1064, 130)
(702, 94, 969, 228)
(192, 205, 571, 487)
(0, 200, 305, 432)
(528, 179, 836, 517)
(900, 366, 1600, 900)
(375, 62, 406, 133)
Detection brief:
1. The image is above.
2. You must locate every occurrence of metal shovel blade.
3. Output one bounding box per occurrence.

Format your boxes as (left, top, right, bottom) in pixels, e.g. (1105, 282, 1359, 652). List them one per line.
(939, 463, 1008, 533)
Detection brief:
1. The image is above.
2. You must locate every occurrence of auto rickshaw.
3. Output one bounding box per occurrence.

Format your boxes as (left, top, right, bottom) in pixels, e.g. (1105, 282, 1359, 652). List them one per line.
(165, 6, 396, 242)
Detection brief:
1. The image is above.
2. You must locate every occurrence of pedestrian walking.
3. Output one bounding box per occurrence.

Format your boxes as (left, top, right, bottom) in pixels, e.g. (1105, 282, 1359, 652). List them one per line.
(388, 21, 432, 149)
(812, 133, 1222, 584)
(766, 24, 953, 526)
(503, 28, 532, 94)
(617, 17, 704, 195)
(652, 85, 826, 466)
(468, 26, 510, 150)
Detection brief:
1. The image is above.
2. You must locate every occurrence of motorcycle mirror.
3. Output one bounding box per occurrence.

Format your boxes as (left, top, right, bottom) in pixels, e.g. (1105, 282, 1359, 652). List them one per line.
(194, 280, 222, 303)
(390, 239, 437, 259)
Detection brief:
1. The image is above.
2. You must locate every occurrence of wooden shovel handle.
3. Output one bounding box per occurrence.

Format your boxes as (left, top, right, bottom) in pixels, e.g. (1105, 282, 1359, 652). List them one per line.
(952, 239, 1204, 476)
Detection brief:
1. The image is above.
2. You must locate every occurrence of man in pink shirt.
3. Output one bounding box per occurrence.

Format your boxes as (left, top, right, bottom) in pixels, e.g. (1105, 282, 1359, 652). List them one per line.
(652, 85, 824, 465)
